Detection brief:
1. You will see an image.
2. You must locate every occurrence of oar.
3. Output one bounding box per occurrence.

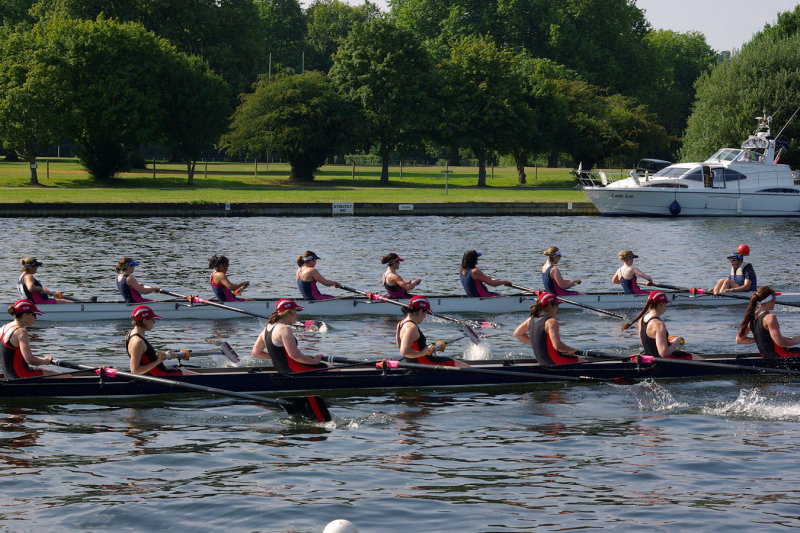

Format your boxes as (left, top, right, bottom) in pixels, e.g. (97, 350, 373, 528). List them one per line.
(653, 283, 800, 309)
(337, 284, 483, 344)
(160, 290, 326, 330)
(508, 283, 627, 320)
(585, 350, 800, 378)
(51, 359, 331, 422)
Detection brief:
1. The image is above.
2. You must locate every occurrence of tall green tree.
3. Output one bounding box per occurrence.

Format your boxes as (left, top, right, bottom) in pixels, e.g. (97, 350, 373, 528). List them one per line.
(222, 72, 360, 182)
(256, 0, 307, 74)
(304, 0, 379, 72)
(330, 18, 435, 182)
(1, 0, 37, 26)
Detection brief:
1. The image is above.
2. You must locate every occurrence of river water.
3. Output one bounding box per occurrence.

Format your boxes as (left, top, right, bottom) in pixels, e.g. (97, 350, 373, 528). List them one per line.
(2, 216, 800, 532)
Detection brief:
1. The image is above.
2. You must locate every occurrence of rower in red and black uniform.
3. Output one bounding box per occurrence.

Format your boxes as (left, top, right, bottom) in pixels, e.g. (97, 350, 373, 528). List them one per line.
(126, 305, 193, 376)
(396, 295, 470, 367)
(736, 286, 800, 359)
(513, 292, 585, 366)
(209, 255, 250, 302)
(381, 253, 420, 299)
(459, 250, 510, 297)
(712, 244, 756, 295)
(612, 250, 653, 295)
(252, 298, 328, 373)
(296, 251, 340, 300)
(17, 257, 72, 304)
(1, 299, 54, 380)
(623, 291, 700, 360)
(541, 247, 581, 296)
(116, 257, 161, 303)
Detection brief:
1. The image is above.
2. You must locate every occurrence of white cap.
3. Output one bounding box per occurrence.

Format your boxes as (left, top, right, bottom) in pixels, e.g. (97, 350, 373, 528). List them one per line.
(323, 519, 359, 533)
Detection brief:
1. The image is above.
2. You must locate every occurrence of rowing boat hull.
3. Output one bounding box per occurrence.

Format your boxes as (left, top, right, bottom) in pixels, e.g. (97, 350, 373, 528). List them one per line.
(18, 292, 800, 322)
(1, 356, 796, 399)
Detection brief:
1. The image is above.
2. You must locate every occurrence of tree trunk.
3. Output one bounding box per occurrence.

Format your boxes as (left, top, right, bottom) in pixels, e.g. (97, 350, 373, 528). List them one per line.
(22, 145, 39, 185)
(448, 145, 460, 166)
(187, 161, 196, 185)
(547, 151, 559, 168)
(514, 149, 527, 184)
(379, 144, 390, 184)
(28, 161, 39, 186)
(476, 149, 487, 187)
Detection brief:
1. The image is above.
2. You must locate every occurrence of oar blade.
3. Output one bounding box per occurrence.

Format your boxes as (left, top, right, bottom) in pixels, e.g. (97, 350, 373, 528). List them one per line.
(278, 395, 332, 422)
(462, 324, 482, 345)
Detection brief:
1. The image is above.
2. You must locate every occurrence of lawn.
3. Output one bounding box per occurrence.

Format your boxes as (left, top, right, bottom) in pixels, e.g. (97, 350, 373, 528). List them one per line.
(0, 158, 590, 203)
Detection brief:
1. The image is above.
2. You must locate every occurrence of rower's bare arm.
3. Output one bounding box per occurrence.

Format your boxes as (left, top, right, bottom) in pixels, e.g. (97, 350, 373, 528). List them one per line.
(513, 319, 532, 345)
(18, 330, 52, 366)
(128, 338, 162, 374)
(765, 315, 800, 347)
(128, 275, 160, 294)
(551, 267, 579, 289)
(312, 269, 337, 287)
(611, 270, 621, 284)
(252, 332, 270, 360)
(634, 268, 653, 283)
(547, 320, 577, 354)
(735, 331, 756, 344)
(651, 322, 676, 356)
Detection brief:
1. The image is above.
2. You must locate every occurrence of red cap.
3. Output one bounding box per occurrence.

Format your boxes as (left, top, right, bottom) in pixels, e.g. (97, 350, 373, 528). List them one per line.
(537, 292, 560, 306)
(648, 291, 668, 304)
(738, 244, 750, 256)
(408, 295, 431, 311)
(13, 299, 43, 315)
(132, 305, 161, 320)
(274, 298, 304, 313)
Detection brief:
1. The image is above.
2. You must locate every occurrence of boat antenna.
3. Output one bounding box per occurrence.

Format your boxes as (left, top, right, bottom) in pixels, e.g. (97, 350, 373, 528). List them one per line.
(774, 105, 800, 141)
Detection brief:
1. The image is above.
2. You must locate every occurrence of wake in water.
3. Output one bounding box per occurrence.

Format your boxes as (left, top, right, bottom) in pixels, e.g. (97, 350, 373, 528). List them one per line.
(704, 386, 800, 421)
(625, 378, 688, 411)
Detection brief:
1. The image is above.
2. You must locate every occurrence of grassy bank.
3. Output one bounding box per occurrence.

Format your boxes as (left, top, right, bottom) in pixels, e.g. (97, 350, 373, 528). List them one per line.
(0, 158, 589, 203)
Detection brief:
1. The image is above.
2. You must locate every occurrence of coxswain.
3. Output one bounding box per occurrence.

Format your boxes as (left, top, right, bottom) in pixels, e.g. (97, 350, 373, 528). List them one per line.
(459, 250, 510, 297)
(396, 295, 470, 367)
(735, 286, 800, 358)
(296, 251, 340, 300)
(0, 299, 55, 379)
(115, 257, 160, 303)
(712, 245, 756, 294)
(611, 250, 653, 294)
(209, 255, 250, 301)
(381, 253, 420, 298)
(252, 298, 329, 373)
(513, 291, 586, 365)
(17, 257, 72, 304)
(541, 247, 581, 295)
(126, 305, 194, 376)
(623, 291, 700, 360)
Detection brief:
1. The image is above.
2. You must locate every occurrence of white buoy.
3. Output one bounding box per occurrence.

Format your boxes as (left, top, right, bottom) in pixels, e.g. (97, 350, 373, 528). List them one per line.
(323, 519, 359, 533)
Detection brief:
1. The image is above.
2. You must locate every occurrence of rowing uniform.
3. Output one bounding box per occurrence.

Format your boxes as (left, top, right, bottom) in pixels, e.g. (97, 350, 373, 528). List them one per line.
(383, 272, 408, 299)
(730, 263, 757, 291)
(117, 274, 151, 303)
(542, 266, 579, 296)
(126, 332, 182, 376)
(751, 311, 800, 359)
(17, 273, 57, 304)
(264, 324, 327, 374)
(396, 317, 456, 366)
(528, 316, 579, 366)
(296, 278, 335, 300)
(639, 315, 691, 360)
(616, 266, 647, 295)
(210, 273, 243, 302)
(0, 325, 42, 379)
(460, 268, 500, 297)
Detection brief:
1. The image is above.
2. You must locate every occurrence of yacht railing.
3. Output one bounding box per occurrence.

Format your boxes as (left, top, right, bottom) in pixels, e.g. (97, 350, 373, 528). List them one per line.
(571, 169, 631, 188)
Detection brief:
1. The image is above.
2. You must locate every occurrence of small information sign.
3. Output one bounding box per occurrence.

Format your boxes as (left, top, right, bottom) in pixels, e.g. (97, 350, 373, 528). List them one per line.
(332, 202, 354, 216)
(398, 204, 414, 211)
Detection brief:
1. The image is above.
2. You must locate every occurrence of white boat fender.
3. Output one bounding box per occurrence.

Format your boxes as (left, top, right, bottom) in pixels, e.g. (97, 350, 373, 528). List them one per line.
(669, 200, 681, 215)
(323, 519, 359, 533)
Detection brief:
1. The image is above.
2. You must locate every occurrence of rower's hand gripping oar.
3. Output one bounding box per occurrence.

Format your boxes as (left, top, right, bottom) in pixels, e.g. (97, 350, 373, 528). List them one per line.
(337, 284, 483, 344)
(508, 283, 628, 320)
(160, 290, 326, 331)
(51, 359, 331, 422)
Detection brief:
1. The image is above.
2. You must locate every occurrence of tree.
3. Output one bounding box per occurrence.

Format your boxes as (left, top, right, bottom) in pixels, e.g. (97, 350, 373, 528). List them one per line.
(304, 0, 378, 72)
(437, 36, 527, 186)
(1, 0, 37, 26)
(329, 18, 435, 182)
(681, 32, 800, 163)
(256, 0, 307, 74)
(222, 72, 360, 182)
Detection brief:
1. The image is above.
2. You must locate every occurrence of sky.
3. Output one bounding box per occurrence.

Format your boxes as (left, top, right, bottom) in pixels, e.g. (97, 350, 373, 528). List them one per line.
(320, 0, 800, 52)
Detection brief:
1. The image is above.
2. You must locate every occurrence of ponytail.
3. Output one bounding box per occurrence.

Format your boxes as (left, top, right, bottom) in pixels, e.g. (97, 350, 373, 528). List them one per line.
(209, 255, 228, 270)
(737, 286, 775, 338)
(298, 251, 316, 267)
(622, 299, 659, 331)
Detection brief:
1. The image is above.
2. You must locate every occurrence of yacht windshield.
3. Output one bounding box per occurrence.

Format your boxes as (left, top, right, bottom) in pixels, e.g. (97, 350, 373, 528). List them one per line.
(653, 166, 689, 178)
(706, 149, 741, 162)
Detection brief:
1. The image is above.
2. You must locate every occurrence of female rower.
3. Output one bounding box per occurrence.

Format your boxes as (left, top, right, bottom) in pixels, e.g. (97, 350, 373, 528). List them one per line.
(712, 246, 756, 294)
(396, 295, 470, 367)
(252, 298, 328, 373)
(381, 253, 420, 298)
(459, 250, 510, 297)
(116, 257, 160, 303)
(1, 300, 55, 380)
(126, 305, 193, 376)
(513, 292, 585, 366)
(622, 291, 699, 360)
(18, 257, 72, 304)
(209, 255, 250, 302)
(611, 250, 653, 294)
(735, 286, 800, 359)
(296, 251, 340, 300)
(541, 247, 581, 295)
